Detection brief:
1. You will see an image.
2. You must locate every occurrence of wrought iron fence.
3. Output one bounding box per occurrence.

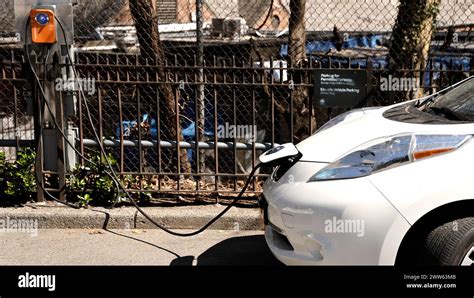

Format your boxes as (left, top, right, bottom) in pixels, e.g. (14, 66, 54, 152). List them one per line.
(0, 48, 34, 161)
(0, 0, 472, 200)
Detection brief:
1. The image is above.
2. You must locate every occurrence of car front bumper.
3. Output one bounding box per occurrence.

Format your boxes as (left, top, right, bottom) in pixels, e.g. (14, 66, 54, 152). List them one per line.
(263, 161, 411, 265)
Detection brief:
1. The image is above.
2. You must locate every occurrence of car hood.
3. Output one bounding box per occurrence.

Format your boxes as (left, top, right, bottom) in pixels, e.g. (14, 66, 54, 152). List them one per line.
(296, 104, 472, 162)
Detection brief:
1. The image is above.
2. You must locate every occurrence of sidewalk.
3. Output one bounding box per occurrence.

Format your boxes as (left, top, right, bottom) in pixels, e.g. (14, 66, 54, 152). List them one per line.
(0, 204, 263, 230)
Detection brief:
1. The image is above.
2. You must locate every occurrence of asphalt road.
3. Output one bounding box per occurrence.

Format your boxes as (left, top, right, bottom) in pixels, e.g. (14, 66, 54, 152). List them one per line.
(0, 229, 282, 266)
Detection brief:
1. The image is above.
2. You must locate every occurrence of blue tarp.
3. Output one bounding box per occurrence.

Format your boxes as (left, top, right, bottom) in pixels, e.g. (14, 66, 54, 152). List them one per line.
(280, 35, 471, 86)
(116, 100, 224, 166)
(116, 99, 223, 140)
(279, 34, 385, 56)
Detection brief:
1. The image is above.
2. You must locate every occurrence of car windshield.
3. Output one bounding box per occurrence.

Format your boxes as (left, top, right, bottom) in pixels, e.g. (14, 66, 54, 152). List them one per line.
(425, 78, 474, 121)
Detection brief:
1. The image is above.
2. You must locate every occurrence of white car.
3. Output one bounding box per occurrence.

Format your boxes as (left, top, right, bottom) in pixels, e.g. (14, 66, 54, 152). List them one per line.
(261, 76, 474, 265)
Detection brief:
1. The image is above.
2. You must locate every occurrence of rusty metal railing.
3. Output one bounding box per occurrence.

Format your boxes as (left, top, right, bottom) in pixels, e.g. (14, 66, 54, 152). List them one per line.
(0, 47, 472, 201)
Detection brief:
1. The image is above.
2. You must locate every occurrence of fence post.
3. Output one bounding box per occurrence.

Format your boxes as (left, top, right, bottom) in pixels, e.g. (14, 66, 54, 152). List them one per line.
(196, 0, 205, 179)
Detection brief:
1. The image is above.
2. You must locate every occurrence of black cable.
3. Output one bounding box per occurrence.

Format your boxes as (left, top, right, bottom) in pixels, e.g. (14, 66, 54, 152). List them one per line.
(23, 18, 119, 209)
(253, 0, 274, 31)
(24, 19, 79, 208)
(38, 47, 81, 208)
(31, 51, 121, 207)
(54, 16, 262, 236)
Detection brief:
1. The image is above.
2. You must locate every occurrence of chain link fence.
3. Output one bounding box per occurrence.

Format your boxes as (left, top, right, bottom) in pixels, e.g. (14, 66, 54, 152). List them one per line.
(0, 0, 473, 199)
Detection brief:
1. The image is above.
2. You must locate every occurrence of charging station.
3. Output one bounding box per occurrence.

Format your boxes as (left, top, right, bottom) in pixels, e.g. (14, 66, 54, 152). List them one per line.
(11, 0, 285, 236)
(30, 8, 57, 44)
(14, 0, 76, 201)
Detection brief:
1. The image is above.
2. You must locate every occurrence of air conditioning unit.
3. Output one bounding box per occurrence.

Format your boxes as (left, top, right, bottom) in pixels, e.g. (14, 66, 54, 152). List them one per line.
(224, 18, 247, 38)
(211, 18, 225, 38)
(224, 19, 240, 37)
(211, 17, 248, 39)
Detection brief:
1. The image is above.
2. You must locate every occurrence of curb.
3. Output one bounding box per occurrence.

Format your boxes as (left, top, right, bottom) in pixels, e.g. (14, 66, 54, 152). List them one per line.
(0, 205, 264, 231)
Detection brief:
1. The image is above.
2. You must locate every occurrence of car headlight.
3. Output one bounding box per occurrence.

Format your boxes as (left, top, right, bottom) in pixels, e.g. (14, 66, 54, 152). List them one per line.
(308, 133, 472, 182)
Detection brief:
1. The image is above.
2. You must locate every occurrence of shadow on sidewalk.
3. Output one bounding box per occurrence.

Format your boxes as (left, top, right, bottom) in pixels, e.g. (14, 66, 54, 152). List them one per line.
(92, 208, 182, 259)
(92, 208, 279, 266)
(170, 235, 283, 266)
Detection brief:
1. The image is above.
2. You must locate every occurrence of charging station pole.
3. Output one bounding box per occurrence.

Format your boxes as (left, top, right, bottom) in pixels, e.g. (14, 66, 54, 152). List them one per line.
(15, 0, 76, 202)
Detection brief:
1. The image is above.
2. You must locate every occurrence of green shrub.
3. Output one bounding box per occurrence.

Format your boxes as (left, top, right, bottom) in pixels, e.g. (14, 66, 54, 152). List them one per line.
(0, 148, 36, 205)
(66, 153, 119, 207)
(122, 174, 152, 204)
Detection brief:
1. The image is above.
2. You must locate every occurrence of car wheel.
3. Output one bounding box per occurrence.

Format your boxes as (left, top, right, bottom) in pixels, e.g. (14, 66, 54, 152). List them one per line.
(420, 217, 474, 265)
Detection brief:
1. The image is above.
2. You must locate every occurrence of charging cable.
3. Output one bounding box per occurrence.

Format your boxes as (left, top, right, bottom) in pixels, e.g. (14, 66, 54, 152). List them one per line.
(24, 15, 264, 236)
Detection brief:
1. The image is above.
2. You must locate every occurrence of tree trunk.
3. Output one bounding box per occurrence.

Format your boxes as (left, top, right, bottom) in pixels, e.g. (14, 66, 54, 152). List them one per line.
(388, 0, 440, 102)
(286, 0, 315, 143)
(129, 0, 191, 173)
(288, 0, 306, 67)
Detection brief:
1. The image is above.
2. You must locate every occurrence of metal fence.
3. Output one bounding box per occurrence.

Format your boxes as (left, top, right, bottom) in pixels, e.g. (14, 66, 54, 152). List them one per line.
(0, 48, 34, 161)
(0, 0, 473, 200)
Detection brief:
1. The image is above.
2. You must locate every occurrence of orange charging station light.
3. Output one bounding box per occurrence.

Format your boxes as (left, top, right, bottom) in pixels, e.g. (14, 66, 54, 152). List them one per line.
(30, 9, 57, 44)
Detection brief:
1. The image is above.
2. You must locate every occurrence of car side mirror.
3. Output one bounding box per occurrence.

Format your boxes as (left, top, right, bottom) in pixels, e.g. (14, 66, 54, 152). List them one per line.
(259, 143, 302, 166)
